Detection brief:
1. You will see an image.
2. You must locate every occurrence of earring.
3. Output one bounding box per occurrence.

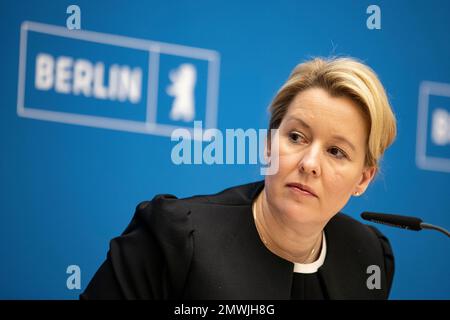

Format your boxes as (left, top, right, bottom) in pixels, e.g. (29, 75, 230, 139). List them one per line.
(354, 191, 360, 196)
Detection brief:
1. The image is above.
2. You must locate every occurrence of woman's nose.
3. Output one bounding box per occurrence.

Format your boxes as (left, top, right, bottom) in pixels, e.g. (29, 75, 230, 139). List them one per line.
(298, 145, 321, 177)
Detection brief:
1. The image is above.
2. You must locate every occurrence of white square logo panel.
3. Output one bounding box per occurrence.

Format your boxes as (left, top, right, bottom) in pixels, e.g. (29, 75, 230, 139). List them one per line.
(416, 81, 450, 173)
(17, 21, 220, 138)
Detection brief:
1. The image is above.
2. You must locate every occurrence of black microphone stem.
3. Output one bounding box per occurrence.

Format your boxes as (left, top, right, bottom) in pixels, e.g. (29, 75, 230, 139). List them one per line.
(420, 223, 450, 238)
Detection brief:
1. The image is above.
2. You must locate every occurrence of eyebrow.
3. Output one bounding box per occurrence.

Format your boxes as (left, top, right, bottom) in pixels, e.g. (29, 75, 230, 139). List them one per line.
(287, 116, 357, 152)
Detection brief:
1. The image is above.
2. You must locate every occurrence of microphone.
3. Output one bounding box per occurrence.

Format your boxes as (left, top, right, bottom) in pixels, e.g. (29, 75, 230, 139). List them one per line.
(361, 212, 450, 238)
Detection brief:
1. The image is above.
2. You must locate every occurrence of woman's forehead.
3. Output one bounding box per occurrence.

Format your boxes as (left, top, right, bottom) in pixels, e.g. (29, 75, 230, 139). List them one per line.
(283, 89, 369, 143)
(285, 105, 363, 126)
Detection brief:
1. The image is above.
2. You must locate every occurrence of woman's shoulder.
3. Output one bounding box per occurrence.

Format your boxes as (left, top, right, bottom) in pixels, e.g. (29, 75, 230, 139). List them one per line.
(326, 212, 395, 291)
(134, 180, 263, 224)
(126, 180, 263, 238)
(150, 179, 264, 207)
(99, 181, 263, 298)
(326, 212, 394, 271)
(321, 213, 395, 298)
(327, 212, 390, 245)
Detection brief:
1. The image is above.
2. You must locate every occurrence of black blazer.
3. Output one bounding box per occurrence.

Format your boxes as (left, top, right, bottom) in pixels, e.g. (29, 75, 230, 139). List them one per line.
(81, 180, 394, 300)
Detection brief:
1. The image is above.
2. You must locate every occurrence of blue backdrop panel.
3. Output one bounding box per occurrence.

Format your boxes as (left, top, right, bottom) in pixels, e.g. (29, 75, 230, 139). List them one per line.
(0, 0, 449, 299)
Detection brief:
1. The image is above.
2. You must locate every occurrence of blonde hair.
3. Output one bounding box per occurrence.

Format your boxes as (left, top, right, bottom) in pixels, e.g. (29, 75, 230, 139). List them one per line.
(268, 57, 397, 171)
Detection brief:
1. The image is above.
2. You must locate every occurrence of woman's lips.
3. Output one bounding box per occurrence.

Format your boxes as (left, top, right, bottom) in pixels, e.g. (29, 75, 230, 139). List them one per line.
(286, 183, 318, 198)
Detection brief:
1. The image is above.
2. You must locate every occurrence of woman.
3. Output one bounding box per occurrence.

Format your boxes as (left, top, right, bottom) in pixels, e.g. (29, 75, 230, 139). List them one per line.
(81, 57, 397, 300)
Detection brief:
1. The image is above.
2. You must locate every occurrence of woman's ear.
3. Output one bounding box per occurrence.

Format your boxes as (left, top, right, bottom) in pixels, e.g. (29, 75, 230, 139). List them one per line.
(354, 166, 377, 195)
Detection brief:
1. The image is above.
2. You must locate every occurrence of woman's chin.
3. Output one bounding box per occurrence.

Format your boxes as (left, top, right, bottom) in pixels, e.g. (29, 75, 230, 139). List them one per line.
(278, 203, 320, 225)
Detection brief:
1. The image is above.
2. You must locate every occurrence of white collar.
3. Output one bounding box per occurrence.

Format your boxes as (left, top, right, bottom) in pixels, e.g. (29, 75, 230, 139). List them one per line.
(293, 232, 327, 274)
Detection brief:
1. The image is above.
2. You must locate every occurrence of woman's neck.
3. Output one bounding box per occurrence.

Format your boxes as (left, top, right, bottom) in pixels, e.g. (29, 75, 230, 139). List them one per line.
(253, 188, 323, 264)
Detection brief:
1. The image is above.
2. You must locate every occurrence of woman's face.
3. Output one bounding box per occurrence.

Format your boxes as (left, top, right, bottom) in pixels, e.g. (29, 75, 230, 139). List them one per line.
(265, 87, 376, 228)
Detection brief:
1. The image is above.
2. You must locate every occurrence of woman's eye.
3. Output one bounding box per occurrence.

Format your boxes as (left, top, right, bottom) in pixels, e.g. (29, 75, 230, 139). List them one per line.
(288, 132, 305, 143)
(329, 147, 347, 159)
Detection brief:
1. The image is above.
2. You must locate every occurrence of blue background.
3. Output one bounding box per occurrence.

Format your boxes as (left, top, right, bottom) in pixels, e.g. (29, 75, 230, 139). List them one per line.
(0, 0, 449, 299)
